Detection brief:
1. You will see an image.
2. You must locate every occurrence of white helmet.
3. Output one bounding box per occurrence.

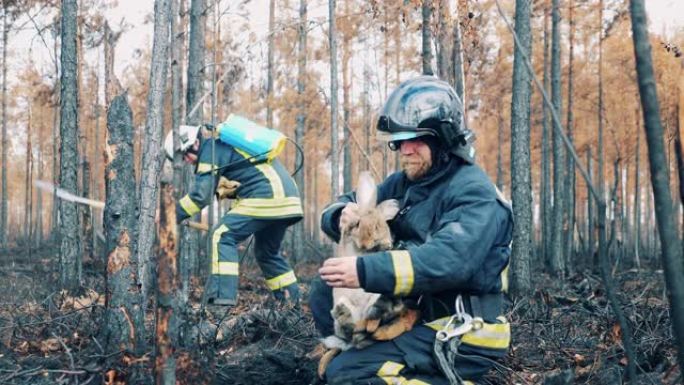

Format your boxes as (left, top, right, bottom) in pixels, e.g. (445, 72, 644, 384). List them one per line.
(164, 125, 201, 160)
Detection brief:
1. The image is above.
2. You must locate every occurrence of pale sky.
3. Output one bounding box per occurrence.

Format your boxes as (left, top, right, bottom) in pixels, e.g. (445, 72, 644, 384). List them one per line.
(9, 0, 684, 94)
(104, 0, 684, 79)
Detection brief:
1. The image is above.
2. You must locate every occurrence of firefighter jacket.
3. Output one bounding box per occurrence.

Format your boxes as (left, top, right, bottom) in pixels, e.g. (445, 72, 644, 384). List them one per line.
(320, 156, 513, 322)
(176, 137, 303, 222)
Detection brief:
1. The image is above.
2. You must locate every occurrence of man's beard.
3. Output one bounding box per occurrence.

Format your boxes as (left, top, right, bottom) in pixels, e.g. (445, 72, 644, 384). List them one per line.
(401, 157, 432, 181)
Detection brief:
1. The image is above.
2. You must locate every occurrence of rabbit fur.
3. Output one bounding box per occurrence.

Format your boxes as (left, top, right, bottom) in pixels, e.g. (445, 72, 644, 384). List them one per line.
(322, 171, 417, 352)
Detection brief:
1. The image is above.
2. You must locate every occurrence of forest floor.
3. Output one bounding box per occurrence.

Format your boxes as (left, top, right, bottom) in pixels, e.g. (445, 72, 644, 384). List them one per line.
(0, 244, 679, 385)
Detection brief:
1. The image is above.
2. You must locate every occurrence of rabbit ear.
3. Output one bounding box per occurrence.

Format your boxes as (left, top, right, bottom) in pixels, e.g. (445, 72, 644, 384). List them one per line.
(377, 199, 400, 221)
(356, 171, 377, 211)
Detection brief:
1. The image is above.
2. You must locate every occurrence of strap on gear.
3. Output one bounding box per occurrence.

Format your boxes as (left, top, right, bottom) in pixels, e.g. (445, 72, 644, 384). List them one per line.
(433, 295, 484, 385)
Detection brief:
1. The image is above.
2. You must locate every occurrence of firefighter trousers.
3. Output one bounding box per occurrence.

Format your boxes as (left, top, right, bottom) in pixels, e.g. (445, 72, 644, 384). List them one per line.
(309, 277, 507, 385)
(207, 213, 300, 304)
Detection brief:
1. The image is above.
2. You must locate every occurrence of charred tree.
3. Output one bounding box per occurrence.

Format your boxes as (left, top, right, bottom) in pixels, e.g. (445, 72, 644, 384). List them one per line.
(25, 103, 33, 253)
(170, 0, 188, 303)
(0, 4, 7, 248)
(633, 116, 641, 268)
(564, 0, 576, 274)
(587, 148, 594, 263)
(266, 0, 275, 129)
(676, 53, 684, 228)
(496, 108, 504, 191)
(452, 1, 465, 101)
(293, 0, 307, 262)
(421, 0, 433, 75)
(510, 0, 533, 296)
(80, 156, 92, 261)
(342, 0, 351, 193)
(549, 0, 564, 277)
(596, 0, 605, 271)
(435, 0, 453, 86)
(541, 2, 551, 266)
(103, 94, 144, 357)
(59, 0, 82, 291)
(138, 0, 172, 305)
(103, 22, 122, 110)
(155, 180, 181, 385)
(630, 0, 684, 376)
(183, 0, 206, 278)
(329, 0, 339, 199)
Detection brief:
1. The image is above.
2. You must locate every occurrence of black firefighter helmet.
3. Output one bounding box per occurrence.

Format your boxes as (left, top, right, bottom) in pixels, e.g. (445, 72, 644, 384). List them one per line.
(377, 76, 475, 163)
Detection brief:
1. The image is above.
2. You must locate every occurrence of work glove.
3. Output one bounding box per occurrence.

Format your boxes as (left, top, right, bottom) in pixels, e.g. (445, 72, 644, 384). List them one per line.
(216, 177, 241, 200)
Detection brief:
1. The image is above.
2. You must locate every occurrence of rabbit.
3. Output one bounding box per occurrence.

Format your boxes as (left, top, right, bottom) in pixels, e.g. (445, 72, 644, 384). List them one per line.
(318, 171, 420, 378)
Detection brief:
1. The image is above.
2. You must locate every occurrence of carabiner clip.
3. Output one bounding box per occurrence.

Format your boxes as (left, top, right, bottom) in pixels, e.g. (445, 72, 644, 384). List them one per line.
(436, 312, 473, 341)
(435, 295, 474, 342)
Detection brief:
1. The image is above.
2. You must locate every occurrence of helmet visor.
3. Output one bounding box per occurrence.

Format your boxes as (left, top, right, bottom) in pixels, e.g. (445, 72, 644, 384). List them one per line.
(376, 130, 435, 142)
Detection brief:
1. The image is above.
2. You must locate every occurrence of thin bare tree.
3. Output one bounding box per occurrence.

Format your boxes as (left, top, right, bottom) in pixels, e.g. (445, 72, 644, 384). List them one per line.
(630, 0, 684, 376)
(138, 0, 171, 304)
(293, 0, 307, 261)
(59, 0, 82, 291)
(510, 0, 533, 295)
(421, 0, 433, 75)
(329, 0, 339, 199)
(266, 0, 275, 129)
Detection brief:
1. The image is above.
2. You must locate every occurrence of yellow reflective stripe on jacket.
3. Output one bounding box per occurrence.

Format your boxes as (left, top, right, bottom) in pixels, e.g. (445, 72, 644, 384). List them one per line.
(235, 148, 285, 198)
(197, 162, 216, 173)
(230, 197, 303, 217)
(211, 225, 239, 275)
(265, 270, 297, 290)
(427, 316, 510, 350)
(180, 195, 201, 216)
(390, 251, 414, 296)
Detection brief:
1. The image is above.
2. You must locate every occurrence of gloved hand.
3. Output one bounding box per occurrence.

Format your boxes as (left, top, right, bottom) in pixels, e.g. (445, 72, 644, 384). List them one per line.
(216, 177, 241, 200)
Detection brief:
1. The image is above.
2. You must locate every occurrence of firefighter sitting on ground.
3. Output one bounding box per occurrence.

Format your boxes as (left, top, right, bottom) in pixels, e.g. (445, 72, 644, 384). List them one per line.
(309, 76, 514, 384)
(164, 122, 303, 306)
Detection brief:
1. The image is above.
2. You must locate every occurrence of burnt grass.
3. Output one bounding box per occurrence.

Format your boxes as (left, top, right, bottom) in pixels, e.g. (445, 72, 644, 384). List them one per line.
(0, 244, 679, 385)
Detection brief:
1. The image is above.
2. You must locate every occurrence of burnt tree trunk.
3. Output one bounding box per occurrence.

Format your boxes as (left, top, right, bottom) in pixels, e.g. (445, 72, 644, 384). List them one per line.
(329, 0, 339, 200)
(293, 0, 307, 262)
(25, 103, 33, 257)
(510, 0, 533, 296)
(80, 157, 91, 261)
(421, 0, 433, 75)
(596, 0, 605, 271)
(155, 180, 181, 384)
(0, 5, 7, 248)
(541, 2, 551, 266)
(676, 55, 684, 233)
(266, 0, 275, 129)
(138, 0, 172, 305)
(496, 107, 504, 192)
(564, 0, 576, 275)
(452, 1, 465, 100)
(59, 0, 82, 291)
(587, 148, 594, 265)
(170, 0, 188, 304)
(342, 0, 351, 193)
(549, 0, 565, 277)
(183, 0, 206, 278)
(633, 116, 641, 268)
(630, 0, 684, 375)
(103, 94, 144, 357)
(435, 0, 453, 86)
